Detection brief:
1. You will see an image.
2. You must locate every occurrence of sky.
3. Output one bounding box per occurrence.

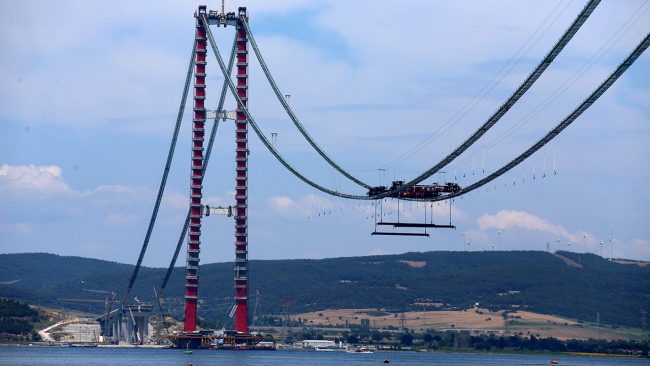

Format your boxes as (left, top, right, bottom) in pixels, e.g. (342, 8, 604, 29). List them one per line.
(1, 0, 649, 268)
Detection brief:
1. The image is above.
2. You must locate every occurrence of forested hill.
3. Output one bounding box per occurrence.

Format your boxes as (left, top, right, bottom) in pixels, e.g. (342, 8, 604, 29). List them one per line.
(0, 251, 648, 328)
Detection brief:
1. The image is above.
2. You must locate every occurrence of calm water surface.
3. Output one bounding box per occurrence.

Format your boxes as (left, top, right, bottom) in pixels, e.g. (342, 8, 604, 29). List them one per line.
(0, 347, 646, 366)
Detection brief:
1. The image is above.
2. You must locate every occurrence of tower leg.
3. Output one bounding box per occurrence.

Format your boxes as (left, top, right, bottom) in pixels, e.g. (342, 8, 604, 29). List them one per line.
(234, 8, 249, 333)
(184, 5, 207, 333)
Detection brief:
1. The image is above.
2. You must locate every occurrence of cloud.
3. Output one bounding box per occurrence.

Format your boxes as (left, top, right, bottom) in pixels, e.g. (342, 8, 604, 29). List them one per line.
(268, 196, 303, 214)
(0, 164, 72, 195)
(476, 209, 598, 247)
(478, 209, 571, 238)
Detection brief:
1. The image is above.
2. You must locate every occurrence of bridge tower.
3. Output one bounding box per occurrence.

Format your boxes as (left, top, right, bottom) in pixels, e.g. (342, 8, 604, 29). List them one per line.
(183, 4, 208, 333)
(233, 6, 250, 334)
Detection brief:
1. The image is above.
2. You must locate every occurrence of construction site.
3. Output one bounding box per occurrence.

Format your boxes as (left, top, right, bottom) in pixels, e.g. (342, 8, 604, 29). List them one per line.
(35, 0, 649, 351)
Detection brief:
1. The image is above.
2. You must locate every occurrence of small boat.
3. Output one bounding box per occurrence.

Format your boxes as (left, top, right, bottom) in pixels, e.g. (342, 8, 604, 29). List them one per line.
(347, 347, 374, 353)
(315, 346, 336, 351)
(550, 360, 558, 364)
(69, 343, 98, 348)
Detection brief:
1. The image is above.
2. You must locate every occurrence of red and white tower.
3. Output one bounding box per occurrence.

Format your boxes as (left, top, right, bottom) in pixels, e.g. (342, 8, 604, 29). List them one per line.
(233, 7, 249, 333)
(183, 5, 208, 333)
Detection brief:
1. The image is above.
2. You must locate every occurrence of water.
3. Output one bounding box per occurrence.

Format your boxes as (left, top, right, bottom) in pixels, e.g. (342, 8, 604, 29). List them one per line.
(0, 347, 645, 366)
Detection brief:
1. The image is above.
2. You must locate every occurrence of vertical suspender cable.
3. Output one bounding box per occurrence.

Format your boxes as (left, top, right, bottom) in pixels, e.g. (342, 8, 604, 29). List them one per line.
(554, 142, 557, 175)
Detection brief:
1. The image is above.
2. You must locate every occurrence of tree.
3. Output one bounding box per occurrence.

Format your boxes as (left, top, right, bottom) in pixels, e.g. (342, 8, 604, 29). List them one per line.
(347, 335, 359, 344)
(372, 331, 383, 342)
(423, 333, 433, 343)
(400, 333, 413, 346)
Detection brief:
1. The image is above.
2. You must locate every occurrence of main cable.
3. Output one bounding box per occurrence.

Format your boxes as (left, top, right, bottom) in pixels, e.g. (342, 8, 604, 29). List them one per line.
(241, 18, 372, 189)
(445, 0, 650, 173)
(201, 14, 370, 200)
(121, 38, 197, 305)
(204, 0, 599, 201)
(383, 0, 600, 197)
(428, 31, 650, 203)
(200, 0, 613, 202)
(382, 0, 574, 170)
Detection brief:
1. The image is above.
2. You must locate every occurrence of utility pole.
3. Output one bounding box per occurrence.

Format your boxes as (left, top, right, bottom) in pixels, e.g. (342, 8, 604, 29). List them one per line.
(280, 299, 295, 345)
(399, 310, 407, 333)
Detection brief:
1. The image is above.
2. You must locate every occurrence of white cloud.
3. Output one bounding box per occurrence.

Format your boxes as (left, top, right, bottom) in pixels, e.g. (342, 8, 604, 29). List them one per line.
(478, 209, 571, 238)
(476, 209, 598, 248)
(268, 196, 303, 215)
(0, 164, 72, 195)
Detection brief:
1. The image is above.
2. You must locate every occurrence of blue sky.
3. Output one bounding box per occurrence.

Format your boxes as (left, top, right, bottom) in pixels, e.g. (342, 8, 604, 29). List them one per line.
(1, 0, 649, 267)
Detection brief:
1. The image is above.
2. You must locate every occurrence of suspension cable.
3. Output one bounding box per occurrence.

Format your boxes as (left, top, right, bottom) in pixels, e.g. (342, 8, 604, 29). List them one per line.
(121, 38, 197, 304)
(428, 31, 650, 202)
(382, 0, 574, 170)
(386, 0, 600, 195)
(201, 0, 599, 201)
(241, 18, 372, 189)
(201, 14, 370, 200)
(203, 11, 645, 204)
(152, 31, 240, 308)
(444, 0, 650, 173)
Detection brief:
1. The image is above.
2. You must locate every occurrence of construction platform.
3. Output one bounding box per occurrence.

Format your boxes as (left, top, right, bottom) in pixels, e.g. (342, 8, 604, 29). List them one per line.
(167, 331, 264, 349)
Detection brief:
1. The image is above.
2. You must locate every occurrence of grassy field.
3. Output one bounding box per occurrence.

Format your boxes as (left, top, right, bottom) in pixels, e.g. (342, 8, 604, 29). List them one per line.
(294, 308, 647, 341)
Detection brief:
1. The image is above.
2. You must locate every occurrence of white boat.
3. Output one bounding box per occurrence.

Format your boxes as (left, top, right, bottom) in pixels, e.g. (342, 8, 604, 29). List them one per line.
(347, 346, 374, 353)
(315, 346, 336, 351)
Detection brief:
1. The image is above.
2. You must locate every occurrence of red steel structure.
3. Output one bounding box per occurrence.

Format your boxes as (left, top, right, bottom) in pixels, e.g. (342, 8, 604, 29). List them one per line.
(182, 5, 250, 336)
(233, 10, 249, 333)
(183, 8, 207, 332)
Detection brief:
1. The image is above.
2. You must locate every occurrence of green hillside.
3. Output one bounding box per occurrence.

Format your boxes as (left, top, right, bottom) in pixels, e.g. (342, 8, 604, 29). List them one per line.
(0, 251, 648, 329)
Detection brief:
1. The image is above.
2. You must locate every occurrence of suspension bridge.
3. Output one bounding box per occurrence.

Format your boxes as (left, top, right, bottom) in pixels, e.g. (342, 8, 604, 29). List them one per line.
(99, 1, 649, 348)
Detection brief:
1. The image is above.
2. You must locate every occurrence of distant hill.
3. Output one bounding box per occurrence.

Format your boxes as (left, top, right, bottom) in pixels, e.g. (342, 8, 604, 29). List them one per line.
(0, 251, 648, 329)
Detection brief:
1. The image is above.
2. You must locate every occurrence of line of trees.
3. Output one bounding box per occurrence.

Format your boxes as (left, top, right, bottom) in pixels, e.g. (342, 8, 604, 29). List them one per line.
(0, 299, 41, 341)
